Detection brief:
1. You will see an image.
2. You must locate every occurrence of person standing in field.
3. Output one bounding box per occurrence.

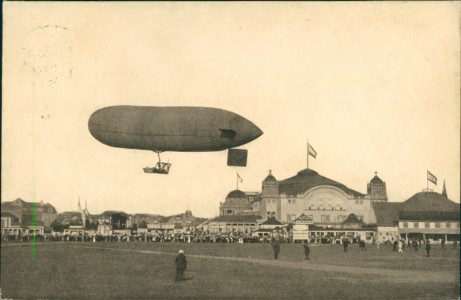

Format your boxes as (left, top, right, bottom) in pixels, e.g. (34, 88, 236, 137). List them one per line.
(175, 249, 187, 281)
(412, 239, 419, 252)
(271, 238, 280, 259)
(303, 241, 310, 259)
(342, 238, 349, 252)
(425, 239, 431, 257)
(397, 240, 403, 253)
(360, 239, 368, 252)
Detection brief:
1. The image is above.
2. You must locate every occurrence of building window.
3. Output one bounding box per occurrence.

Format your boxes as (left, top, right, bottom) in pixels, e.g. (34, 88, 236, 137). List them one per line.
(414, 222, 419, 228)
(292, 199, 296, 204)
(321, 215, 325, 222)
(267, 199, 271, 204)
(457, 223, 460, 228)
(355, 200, 359, 205)
(288, 199, 291, 204)
(446, 222, 451, 228)
(435, 222, 440, 228)
(325, 215, 330, 222)
(403, 222, 408, 228)
(272, 199, 277, 204)
(425, 222, 430, 228)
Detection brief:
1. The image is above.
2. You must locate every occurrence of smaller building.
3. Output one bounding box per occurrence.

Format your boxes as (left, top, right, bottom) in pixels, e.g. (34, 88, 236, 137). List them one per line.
(371, 202, 400, 243)
(205, 215, 260, 234)
(397, 191, 460, 243)
(1, 212, 23, 236)
(291, 214, 313, 242)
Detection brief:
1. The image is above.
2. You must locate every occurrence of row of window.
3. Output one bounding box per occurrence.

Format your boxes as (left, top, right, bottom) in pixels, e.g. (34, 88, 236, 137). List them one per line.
(307, 206, 343, 211)
(276, 199, 368, 206)
(401, 222, 459, 229)
(287, 214, 364, 223)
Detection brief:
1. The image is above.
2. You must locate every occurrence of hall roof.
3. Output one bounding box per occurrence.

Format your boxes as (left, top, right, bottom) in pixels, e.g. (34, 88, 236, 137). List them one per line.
(261, 217, 283, 225)
(278, 168, 365, 198)
(371, 202, 400, 227)
(400, 191, 459, 212)
(1, 212, 19, 220)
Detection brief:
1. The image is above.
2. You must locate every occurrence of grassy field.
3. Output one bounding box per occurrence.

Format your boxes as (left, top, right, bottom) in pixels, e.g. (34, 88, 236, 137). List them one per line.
(1, 241, 459, 299)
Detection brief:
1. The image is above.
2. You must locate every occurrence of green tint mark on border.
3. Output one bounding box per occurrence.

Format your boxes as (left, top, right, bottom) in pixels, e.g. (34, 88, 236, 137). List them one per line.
(32, 202, 37, 260)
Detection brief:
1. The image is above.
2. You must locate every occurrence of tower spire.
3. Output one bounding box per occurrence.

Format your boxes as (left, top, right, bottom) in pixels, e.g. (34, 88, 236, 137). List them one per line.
(442, 180, 447, 198)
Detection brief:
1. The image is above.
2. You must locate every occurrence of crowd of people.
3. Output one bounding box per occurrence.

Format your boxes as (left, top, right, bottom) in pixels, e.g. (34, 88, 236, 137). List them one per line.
(1, 231, 290, 244)
(2, 230, 457, 258)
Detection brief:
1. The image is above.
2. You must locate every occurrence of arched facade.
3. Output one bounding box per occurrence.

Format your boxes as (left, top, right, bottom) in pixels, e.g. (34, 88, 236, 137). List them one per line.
(279, 186, 373, 225)
(258, 169, 378, 225)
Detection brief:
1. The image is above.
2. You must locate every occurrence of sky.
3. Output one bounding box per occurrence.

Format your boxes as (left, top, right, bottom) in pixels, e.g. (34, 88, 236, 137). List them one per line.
(2, 2, 460, 218)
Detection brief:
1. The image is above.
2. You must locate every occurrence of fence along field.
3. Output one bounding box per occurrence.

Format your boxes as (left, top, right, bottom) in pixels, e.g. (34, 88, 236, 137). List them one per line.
(1, 242, 459, 299)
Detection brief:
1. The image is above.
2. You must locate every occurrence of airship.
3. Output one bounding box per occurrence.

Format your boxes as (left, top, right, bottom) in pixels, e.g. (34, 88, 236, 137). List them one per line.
(88, 105, 263, 174)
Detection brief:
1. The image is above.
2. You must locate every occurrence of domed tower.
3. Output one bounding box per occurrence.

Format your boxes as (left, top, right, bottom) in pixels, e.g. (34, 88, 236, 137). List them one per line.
(261, 170, 280, 220)
(367, 172, 388, 202)
(219, 190, 252, 216)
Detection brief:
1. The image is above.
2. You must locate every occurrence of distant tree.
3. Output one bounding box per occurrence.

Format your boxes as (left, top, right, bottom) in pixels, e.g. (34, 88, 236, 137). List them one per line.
(51, 220, 68, 232)
(85, 219, 98, 230)
(140, 220, 148, 228)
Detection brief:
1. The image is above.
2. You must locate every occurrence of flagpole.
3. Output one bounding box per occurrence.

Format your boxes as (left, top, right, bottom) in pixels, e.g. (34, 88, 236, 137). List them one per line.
(426, 170, 428, 190)
(307, 138, 309, 169)
(236, 171, 238, 190)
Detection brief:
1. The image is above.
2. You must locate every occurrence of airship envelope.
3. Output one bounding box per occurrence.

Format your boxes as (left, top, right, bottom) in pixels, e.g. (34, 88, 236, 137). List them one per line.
(88, 106, 263, 157)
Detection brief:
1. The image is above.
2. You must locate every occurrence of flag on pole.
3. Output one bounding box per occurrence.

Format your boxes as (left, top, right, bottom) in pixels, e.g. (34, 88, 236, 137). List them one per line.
(427, 170, 437, 185)
(237, 172, 243, 183)
(308, 144, 317, 158)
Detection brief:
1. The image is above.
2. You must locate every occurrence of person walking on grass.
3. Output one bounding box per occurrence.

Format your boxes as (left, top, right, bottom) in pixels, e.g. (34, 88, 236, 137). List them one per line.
(175, 249, 187, 282)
